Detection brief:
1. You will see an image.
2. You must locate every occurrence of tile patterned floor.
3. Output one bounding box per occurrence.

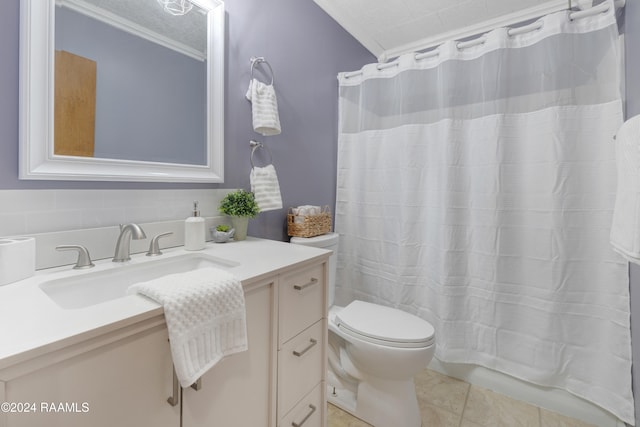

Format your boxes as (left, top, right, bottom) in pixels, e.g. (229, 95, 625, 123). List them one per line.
(328, 369, 598, 427)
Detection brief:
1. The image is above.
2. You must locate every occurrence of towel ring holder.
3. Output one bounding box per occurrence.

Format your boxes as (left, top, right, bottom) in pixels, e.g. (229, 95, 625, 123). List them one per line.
(250, 140, 273, 168)
(250, 56, 275, 86)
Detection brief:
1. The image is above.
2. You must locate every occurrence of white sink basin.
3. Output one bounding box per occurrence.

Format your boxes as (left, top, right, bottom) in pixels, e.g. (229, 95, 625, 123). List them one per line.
(40, 253, 238, 310)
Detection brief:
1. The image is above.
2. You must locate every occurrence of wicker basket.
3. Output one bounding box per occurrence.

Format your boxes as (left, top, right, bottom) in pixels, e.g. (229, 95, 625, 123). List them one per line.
(287, 206, 332, 238)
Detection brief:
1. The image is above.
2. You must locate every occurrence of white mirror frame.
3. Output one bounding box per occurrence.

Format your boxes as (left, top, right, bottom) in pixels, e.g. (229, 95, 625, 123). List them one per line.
(19, 0, 225, 183)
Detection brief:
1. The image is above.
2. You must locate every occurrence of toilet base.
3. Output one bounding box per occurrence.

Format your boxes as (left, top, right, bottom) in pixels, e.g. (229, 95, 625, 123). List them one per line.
(327, 383, 358, 414)
(328, 375, 422, 427)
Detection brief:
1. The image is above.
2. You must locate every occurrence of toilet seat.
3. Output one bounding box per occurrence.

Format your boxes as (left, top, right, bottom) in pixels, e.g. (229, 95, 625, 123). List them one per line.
(334, 301, 435, 349)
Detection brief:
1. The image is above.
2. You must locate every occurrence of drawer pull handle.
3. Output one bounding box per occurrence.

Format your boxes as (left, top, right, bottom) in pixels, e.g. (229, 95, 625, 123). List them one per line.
(293, 338, 318, 357)
(167, 367, 180, 407)
(291, 404, 316, 427)
(294, 277, 318, 291)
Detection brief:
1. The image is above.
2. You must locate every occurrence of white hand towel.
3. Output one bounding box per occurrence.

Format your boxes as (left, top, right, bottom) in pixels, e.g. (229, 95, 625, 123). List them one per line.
(250, 164, 283, 212)
(128, 267, 247, 387)
(245, 79, 281, 136)
(611, 115, 640, 263)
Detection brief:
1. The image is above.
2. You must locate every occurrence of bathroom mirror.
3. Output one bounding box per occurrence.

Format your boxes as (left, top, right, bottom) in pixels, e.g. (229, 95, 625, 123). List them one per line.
(19, 0, 225, 182)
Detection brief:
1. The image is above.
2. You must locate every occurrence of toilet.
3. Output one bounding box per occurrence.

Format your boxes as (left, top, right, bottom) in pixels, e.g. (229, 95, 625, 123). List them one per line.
(291, 233, 435, 427)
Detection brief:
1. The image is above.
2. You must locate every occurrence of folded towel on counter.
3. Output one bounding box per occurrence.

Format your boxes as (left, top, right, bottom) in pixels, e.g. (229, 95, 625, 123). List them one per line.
(250, 164, 283, 212)
(245, 79, 281, 136)
(611, 115, 640, 264)
(127, 268, 247, 387)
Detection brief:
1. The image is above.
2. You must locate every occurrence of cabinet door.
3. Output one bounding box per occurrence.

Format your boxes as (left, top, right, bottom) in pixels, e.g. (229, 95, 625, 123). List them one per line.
(4, 326, 178, 427)
(182, 279, 275, 427)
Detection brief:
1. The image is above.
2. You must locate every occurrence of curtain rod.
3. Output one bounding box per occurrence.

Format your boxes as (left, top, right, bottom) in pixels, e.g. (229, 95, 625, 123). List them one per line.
(344, 0, 622, 80)
(376, 0, 624, 63)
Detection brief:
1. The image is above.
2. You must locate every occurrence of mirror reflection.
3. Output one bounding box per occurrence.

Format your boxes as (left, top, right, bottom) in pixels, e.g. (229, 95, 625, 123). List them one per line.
(54, 0, 208, 165)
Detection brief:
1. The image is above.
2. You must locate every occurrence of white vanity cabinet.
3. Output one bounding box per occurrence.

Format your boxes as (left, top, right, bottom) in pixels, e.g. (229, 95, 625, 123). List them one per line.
(0, 321, 179, 427)
(0, 253, 328, 427)
(183, 261, 328, 427)
(182, 277, 277, 427)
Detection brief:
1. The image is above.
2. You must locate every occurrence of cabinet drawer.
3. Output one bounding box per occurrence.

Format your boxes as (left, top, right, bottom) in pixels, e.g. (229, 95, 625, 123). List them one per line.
(279, 382, 323, 427)
(279, 264, 325, 346)
(278, 321, 324, 416)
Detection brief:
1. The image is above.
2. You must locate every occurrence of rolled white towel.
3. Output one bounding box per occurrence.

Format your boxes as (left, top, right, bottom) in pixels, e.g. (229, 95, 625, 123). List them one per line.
(295, 205, 321, 216)
(292, 205, 322, 223)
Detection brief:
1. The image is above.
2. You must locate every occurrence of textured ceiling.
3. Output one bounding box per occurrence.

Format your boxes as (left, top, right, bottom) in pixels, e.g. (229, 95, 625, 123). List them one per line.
(314, 0, 575, 61)
(61, 0, 208, 55)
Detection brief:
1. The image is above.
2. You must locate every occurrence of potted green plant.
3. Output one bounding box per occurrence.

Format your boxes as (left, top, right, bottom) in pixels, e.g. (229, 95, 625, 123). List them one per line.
(218, 190, 260, 240)
(210, 224, 235, 243)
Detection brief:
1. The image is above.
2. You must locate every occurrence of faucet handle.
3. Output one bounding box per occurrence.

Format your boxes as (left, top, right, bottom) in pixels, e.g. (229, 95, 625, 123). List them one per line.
(56, 245, 95, 269)
(146, 232, 173, 257)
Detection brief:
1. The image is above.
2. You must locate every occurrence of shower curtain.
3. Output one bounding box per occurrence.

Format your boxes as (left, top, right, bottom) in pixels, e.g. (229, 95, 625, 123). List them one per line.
(335, 1, 633, 423)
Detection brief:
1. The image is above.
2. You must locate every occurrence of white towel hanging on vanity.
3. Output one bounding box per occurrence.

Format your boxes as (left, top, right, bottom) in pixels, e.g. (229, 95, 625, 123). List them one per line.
(128, 267, 248, 387)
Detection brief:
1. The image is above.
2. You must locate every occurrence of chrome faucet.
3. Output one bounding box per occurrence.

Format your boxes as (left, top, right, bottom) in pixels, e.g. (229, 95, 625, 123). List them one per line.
(113, 224, 147, 262)
(56, 245, 95, 269)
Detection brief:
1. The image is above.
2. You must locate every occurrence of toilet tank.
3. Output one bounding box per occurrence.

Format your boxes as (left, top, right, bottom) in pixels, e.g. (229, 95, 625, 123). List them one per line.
(290, 232, 339, 307)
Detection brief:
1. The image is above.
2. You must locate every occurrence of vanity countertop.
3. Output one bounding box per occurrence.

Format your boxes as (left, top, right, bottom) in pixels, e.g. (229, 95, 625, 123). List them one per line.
(0, 238, 330, 371)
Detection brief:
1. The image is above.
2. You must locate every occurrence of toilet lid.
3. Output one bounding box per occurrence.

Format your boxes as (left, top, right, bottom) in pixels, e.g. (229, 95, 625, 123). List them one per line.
(335, 301, 435, 348)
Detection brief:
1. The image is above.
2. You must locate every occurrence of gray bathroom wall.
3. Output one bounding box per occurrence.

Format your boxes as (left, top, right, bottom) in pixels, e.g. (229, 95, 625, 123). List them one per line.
(0, 0, 375, 239)
(223, 0, 375, 240)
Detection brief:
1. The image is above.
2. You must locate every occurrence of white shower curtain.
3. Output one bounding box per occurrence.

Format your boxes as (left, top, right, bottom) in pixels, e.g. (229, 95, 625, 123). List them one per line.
(335, 1, 633, 423)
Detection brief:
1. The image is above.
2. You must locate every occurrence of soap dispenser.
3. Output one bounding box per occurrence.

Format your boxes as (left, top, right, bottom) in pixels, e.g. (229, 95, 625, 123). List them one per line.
(185, 201, 205, 251)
